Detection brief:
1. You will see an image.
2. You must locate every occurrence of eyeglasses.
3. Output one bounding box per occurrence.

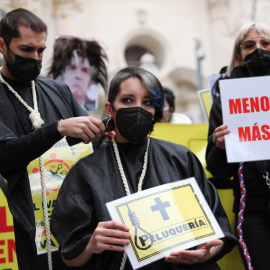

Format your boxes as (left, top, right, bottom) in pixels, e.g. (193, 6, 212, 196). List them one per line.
(240, 38, 270, 52)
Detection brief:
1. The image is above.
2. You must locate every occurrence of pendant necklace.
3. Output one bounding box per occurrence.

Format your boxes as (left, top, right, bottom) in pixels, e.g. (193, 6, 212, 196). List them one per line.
(0, 68, 44, 130)
(112, 136, 150, 270)
(0, 69, 52, 270)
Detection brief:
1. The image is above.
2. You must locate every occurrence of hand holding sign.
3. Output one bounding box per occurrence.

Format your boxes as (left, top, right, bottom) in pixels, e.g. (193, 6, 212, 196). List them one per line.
(165, 239, 223, 265)
(106, 178, 224, 269)
(212, 124, 230, 150)
(89, 221, 130, 254)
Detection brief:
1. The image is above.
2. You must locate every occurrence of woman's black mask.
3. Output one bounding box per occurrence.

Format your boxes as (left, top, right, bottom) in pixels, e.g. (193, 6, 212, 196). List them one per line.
(244, 48, 270, 76)
(115, 107, 153, 143)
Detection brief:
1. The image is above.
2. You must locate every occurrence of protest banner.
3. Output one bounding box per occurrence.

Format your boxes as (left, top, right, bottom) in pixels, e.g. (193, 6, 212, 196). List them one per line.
(0, 138, 91, 269)
(198, 89, 212, 122)
(0, 195, 17, 269)
(220, 76, 270, 162)
(107, 177, 224, 269)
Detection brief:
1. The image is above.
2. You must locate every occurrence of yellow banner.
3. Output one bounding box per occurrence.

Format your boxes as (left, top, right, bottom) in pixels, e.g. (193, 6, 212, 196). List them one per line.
(0, 139, 91, 269)
(28, 138, 91, 254)
(107, 178, 224, 269)
(198, 89, 212, 121)
(0, 190, 17, 268)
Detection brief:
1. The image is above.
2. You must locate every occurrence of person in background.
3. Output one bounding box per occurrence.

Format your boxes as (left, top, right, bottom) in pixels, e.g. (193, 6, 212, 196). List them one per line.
(48, 36, 108, 111)
(209, 66, 228, 101)
(160, 87, 192, 124)
(51, 67, 237, 270)
(206, 22, 270, 270)
(0, 8, 106, 270)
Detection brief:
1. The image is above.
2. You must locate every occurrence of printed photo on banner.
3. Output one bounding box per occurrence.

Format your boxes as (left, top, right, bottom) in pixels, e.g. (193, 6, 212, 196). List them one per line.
(220, 76, 270, 162)
(48, 36, 108, 113)
(106, 177, 224, 269)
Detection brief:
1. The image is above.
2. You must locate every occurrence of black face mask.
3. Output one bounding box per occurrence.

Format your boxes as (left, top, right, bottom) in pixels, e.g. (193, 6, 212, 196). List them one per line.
(244, 48, 270, 76)
(116, 107, 153, 143)
(5, 47, 42, 82)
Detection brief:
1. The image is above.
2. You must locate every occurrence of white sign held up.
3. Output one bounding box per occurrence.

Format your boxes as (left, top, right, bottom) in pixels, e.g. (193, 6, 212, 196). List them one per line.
(220, 75, 270, 162)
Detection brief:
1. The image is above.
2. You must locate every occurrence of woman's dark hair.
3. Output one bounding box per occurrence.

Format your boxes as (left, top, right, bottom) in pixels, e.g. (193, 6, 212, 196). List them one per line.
(0, 8, 47, 47)
(48, 36, 108, 92)
(108, 67, 164, 122)
(163, 87, 175, 111)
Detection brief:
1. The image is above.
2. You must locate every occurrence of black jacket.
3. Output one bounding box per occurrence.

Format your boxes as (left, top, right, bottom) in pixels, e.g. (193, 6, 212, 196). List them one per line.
(0, 76, 87, 270)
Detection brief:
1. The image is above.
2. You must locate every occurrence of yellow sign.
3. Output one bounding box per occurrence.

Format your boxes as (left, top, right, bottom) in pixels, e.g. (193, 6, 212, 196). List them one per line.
(107, 177, 224, 269)
(28, 138, 92, 254)
(0, 139, 91, 270)
(198, 89, 212, 121)
(0, 190, 17, 269)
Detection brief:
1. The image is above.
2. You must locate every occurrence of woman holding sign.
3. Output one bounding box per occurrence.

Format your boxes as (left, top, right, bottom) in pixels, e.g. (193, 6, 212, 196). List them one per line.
(51, 67, 236, 270)
(206, 22, 270, 270)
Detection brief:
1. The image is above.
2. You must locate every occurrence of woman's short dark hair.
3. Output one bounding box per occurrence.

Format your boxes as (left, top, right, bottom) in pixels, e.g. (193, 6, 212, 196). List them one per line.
(108, 67, 164, 122)
(0, 8, 47, 47)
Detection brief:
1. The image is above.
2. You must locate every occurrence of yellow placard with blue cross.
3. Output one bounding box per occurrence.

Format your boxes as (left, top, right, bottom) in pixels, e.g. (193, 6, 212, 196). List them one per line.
(106, 177, 224, 269)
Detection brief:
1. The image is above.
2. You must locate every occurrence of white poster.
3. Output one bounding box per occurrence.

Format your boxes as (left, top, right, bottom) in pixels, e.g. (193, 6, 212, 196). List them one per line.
(220, 75, 270, 162)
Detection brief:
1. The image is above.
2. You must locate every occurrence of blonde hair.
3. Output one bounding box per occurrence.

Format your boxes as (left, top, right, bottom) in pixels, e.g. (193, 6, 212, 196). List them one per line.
(227, 22, 270, 76)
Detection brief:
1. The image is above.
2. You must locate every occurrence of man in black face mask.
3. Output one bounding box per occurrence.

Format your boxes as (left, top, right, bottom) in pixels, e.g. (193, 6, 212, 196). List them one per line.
(206, 22, 270, 270)
(0, 8, 106, 270)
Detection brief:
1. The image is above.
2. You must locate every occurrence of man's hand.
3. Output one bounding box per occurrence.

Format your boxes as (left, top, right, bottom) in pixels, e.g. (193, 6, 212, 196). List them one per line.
(58, 116, 106, 144)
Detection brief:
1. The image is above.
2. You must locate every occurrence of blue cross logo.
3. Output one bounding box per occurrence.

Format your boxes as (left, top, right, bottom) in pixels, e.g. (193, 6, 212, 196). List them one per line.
(150, 197, 171, 220)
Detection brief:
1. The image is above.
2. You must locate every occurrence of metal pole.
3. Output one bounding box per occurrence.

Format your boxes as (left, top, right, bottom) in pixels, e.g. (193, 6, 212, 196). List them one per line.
(251, 0, 257, 21)
(194, 38, 206, 122)
(195, 38, 204, 91)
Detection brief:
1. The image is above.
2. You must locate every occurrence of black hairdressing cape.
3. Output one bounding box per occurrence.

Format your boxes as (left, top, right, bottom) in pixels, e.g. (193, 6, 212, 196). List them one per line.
(0, 75, 87, 270)
(51, 138, 237, 270)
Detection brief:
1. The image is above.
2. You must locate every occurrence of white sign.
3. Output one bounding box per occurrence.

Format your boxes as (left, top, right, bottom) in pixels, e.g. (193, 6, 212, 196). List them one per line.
(106, 177, 224, 269)
(220, 76, 270, 162)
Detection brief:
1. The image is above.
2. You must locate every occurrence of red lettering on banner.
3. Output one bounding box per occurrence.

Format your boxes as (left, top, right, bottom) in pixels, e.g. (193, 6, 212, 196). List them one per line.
(238, 126, 251, 142)
(250, 97, 260, 112)
(8, 239, 16, 263)
(229, 98, 242, 114)
(0, 239, 16, 264)
(261, 96, 270, 111)
(252, 124, 262, 141)
(261, 125, 270, 140)
(238, 123, 270, 142)
(0, 207, 14, 233)
(229, 96, 270, 114)
(0, 240, 6, 263)
(242, 98, 250, 113)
